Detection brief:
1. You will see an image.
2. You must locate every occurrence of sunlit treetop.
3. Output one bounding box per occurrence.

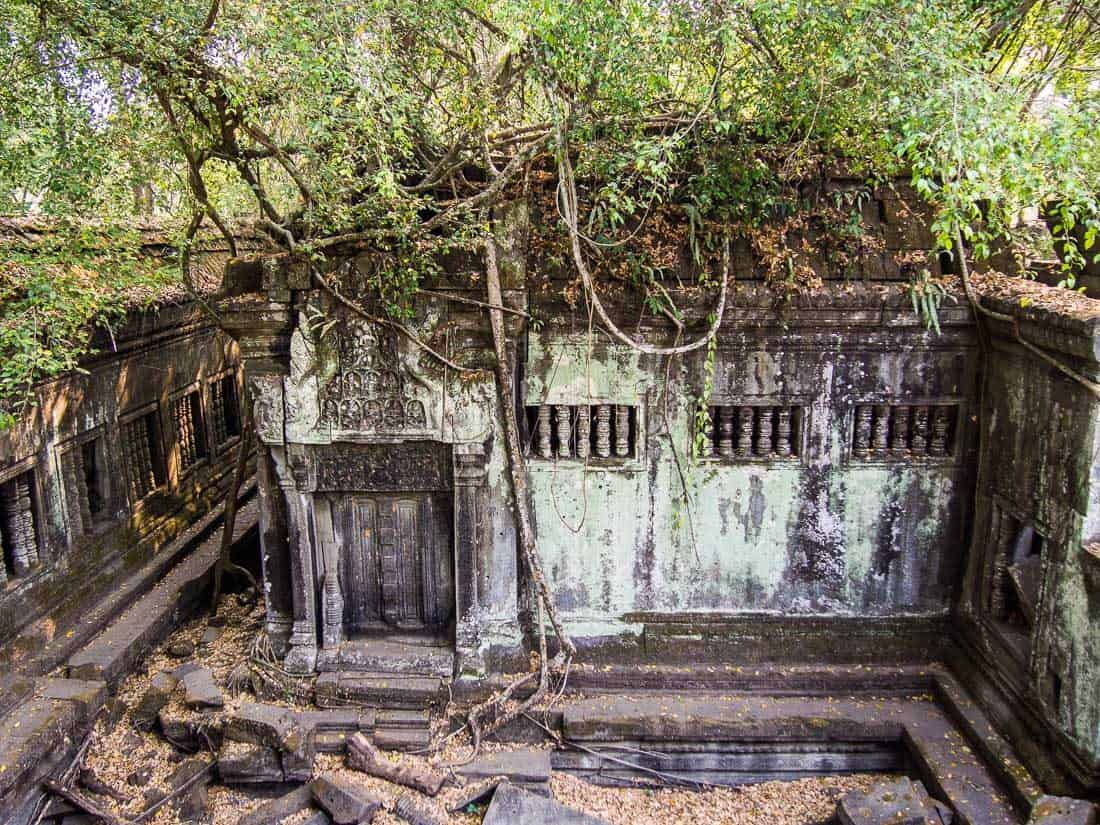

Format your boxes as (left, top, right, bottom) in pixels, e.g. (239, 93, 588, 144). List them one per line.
(0, 0, 1096, 416)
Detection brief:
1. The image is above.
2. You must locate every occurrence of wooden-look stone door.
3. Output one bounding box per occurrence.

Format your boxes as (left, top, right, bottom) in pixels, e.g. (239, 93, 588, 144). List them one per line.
(328, 492, 454, 634)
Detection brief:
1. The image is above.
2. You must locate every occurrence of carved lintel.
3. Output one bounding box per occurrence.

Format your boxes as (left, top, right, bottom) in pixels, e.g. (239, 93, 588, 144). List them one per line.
(312, 442, 452, 492)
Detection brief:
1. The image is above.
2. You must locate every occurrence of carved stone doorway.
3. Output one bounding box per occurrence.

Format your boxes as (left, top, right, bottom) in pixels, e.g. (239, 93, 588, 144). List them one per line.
(328, 491, 454, 637)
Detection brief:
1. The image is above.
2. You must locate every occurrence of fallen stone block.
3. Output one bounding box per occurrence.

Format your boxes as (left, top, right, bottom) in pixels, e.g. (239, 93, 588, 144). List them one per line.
(168, 640, 196, 659)
(311, 775, 381, 824)
(394, 793, 448, 825)
(218, 741, 284, 784)
(281, 725, 317, 783)
(181, 667, 224, 709)
(225, 703, 297, 748)
(200, 626, 224, 646)
(0, 697, 78, 800)
(132, 672, 179, 731)
(157, 707, 219, 752)
(482, 783, 609, 825)
(34, 678, 107, 726)
(299, 810, 332, 825)
(837, 777, 951, 825)
(237, 784, 315, 825)
(166, 758, 212, 821)
(456, 748, 551, 796)
(1028, 795, 1097, 825)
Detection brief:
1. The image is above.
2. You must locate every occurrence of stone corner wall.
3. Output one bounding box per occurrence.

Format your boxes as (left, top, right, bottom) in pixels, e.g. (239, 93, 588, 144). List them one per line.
(954, 274, 1100, 793)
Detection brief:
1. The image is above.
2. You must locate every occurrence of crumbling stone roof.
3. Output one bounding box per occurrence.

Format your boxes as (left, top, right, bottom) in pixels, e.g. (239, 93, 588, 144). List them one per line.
(0, 216, 267, 306)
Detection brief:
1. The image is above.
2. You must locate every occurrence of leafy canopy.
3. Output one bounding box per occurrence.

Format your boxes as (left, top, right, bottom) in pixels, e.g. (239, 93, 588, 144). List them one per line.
(0, 0, 1097, 413)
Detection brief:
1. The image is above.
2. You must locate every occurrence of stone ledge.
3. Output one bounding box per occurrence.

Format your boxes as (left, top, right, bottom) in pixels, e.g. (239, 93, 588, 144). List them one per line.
(67, 498, 259, 685)
(0, 480, 258, 719)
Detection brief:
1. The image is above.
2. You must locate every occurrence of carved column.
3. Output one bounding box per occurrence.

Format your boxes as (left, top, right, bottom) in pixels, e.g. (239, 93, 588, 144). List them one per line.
(272, 446, 319, 674)
(454, 443, 489, 676)
(256, 447, 294, 653)
(1, 475, 38, 575)
(595, 405, 612, 457)
(0, 530, 7, 585)
(614, 405, 630, 457)
(537, 406, 552, 458)
(735, 406, 753, 457)
(60, 450, 88, 537)
(575, 407, 591, 459)
(929, 406, 950, 456)
(716, 407, 734, 457)
(555, 405, 572, 458)
(871, 405, 890, 453)
(989, 507, 1015, 617)
(754, 407, 773, 456)
(911, 406, 929, 454)
(776, 407, 792, 457)
(890, 405, 910, 456)
(853, 405, 872, 458)
(320, 540, 345, 649)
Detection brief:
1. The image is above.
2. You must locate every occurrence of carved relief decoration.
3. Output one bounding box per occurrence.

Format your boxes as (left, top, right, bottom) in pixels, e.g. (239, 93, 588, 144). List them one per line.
(250, 375, 285, 444)
(312, 441, 452, 492)
(318, 321, 428, 433)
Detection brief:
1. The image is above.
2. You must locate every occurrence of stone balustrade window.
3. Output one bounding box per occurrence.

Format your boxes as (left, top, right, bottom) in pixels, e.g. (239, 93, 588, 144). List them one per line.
(121, 408, 166, 502)
(172, 390, 208, 471)
(60, 435, 109, 537)
(700, 404, 803, 460)
(0, 469, 39, 584)
(525, 404, 638, 461)
(850, 403, 958, 459)
(210, 373, 242, 447)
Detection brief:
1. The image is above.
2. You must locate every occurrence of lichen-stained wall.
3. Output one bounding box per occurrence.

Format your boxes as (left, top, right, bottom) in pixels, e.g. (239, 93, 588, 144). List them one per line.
(954, 278, 1100, 790)
(0, 302, 245, 661)
(523, 289, 979, 639)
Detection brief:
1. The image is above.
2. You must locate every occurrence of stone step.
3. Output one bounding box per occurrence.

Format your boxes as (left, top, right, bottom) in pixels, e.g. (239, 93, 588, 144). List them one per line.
(317, 639, 454, 679)
(315, 672, 443, 709)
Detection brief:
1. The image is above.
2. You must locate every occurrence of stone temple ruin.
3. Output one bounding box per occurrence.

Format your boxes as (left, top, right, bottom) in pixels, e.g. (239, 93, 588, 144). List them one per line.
(0, 178, 1099, 825)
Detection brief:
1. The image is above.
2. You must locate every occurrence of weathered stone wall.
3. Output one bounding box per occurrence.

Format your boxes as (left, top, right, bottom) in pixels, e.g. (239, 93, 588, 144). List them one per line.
(524, 292, 977, 634)
(0, 301, 247, 698)
(953, 277, 1100, 794)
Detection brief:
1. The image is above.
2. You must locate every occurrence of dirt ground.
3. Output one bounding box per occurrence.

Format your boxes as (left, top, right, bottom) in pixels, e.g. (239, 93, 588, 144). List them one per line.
(69, 601, 893, 824)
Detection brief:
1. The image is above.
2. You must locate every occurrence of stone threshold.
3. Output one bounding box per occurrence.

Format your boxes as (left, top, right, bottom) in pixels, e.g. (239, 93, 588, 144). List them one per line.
(0, 493, 259, 819)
